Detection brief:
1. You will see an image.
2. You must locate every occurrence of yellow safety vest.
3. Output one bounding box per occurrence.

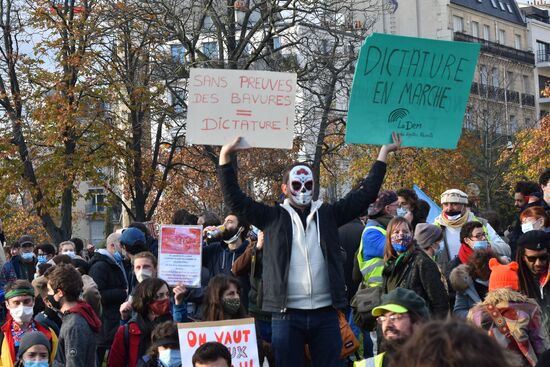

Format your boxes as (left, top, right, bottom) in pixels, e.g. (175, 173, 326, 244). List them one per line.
(357, 226, 386, 287)
(354, 352, 385, 367)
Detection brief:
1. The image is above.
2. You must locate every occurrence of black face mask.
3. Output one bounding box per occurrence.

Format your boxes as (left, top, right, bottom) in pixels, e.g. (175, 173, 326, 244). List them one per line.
(446, 210, 462, 217)
(47, 294, 62, 312)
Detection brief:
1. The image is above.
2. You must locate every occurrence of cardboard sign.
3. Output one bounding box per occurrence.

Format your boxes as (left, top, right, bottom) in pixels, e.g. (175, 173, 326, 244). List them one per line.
(178, 318, 259, 367)
(346, 33, 480, 149)
(158, 225, 202, 287)
(186, 68, 297, 149)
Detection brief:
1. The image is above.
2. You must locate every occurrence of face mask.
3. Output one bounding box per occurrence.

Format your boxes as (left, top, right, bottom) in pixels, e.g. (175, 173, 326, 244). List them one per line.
(135, 269, 153, 283)
(391, 244, 409, 253)
(150, 298, 171, 316)
(446, 211, 462, 220)
(473, 240, 489, 251)
(10, 306, 34, 324)
(158, 348, 182, 367)
(222, 297, 241, 315)
(288, 165, 314, 206)
(37, 255, 48, 264)
(21, 252, 35, 262)
(113, 251, 123, 262)
(64, 251, 76, 258)
(47, 293, 62, 312)
(24, 362, 49, 367)
(223, 227, 244, 245)
(396, 207, 409, 217)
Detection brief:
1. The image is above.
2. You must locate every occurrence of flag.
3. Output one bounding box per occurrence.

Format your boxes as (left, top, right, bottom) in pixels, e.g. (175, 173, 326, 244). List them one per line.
(413, 185, 441, 224)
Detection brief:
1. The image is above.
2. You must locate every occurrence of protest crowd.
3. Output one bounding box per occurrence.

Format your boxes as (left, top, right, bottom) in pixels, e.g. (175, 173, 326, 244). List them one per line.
(0, 133, 549, 367)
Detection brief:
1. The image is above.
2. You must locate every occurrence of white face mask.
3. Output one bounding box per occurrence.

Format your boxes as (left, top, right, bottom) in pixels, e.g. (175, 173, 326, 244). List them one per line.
(64, 251, 76, 258)
(135, 268, 153, 283)
(288, 165, 314, 206)
(10, 306, 34, 324)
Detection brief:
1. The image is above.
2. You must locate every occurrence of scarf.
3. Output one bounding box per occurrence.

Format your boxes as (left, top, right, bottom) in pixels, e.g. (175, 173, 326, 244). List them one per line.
(438, 209, 470, 229)
(458, 243, 474, 264)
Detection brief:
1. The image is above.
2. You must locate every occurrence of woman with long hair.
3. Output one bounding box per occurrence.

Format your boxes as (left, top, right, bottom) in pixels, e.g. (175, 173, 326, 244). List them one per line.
(202, 274, 247, 321)
(108, 278, 173, 367)
(382, 217, 449, 318)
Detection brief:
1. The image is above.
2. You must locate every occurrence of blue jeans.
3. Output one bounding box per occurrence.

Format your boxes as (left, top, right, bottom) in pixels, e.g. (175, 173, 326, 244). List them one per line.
(272, 307, 343, 367)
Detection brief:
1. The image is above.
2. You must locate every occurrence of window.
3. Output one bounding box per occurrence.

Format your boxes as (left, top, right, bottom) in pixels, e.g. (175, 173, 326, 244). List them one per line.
(202, 41, 218, 59)
(506, 71, 514, 90)
(498, 1, 506, 11)
(272, 37, 281, 50)
(537, 41, 550, 62)
(483, 25, 490, 40)
(170, 44, 185, 63)
(510, 114, 517, 132)
(523, 75, 530, 92)
(471, 21, 479, 38)
(491, 67, 499, 87)
(506, 4, 513, 13)
(525, 117, 531, 128)
(453, 15, 464, 32)
(171, 88, 187, 114)
(490, 0, 497, 8)
(480, 65, 488, 85)
(514, 34, 521, 49)
(498, 29, 505, 44)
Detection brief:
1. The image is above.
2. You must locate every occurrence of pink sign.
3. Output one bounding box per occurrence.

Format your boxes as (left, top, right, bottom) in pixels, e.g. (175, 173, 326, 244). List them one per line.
(186, 68, 296, 149)
(158, 225, 202, 287)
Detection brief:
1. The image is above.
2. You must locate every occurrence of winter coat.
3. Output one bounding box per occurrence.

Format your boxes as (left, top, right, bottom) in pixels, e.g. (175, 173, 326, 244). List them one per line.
(449, 264, 488, 319)
(218, 160, 386, 312)
(383, 248, 449, 318)
(468, 288, 550, 366)
(54, 301, 102, 367)
(89, 250, 129, 348)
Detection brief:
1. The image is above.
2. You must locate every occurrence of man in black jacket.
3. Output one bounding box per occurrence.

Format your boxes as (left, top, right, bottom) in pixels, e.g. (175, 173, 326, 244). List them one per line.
(217, 133, 400, 366)
(89, 232, 128, 365)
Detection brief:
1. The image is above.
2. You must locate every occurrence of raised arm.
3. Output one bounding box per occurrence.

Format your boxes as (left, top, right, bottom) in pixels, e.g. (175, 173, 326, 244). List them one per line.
(218, 137, 276, 229)
(332, 132, 402, 226)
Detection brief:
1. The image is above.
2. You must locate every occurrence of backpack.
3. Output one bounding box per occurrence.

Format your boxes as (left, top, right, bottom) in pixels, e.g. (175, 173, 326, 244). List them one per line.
(350, 283, 384, 331)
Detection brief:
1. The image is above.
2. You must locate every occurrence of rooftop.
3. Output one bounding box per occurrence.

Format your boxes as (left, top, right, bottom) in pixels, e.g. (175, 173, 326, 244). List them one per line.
(451, 0, 526, 25)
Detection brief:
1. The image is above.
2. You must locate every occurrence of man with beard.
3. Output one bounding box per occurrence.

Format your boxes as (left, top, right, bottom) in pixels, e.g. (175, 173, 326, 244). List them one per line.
(433, 189, 510, 272)
(203, 213, 250, 308)
(355, 287, 429, 367)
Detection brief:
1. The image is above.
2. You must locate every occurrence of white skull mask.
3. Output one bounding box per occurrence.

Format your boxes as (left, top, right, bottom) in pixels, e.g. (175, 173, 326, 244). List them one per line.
(288, 165, 314, 206)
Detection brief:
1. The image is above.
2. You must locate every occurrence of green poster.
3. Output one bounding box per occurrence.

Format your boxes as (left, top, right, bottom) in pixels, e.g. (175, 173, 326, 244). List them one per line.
(346, 33, 480, 149)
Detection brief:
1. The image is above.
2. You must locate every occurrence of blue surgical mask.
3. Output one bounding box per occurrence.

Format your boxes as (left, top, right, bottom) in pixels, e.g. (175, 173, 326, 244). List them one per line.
(64, 251, 76, 258)
(396, 207, 409, 217)
(21, 252, 35, 261)
(158, 348, 182, 367)
(113, 251, 123, 262)
(473, 240, 489, 251)
(37, 255, 48, 264)
(24, 361, 49, 367)
(392, 244, 409, 253)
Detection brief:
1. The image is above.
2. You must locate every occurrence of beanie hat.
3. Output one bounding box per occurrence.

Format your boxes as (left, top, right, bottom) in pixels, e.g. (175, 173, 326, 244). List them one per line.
(368, 190, 398, 216)
(119, 227, 146, 246)
(488, 258, 519, 291)
(440, 189, 468, 204)
(16, 331, 51, 359)
(414, 223, 443, 249)
(517, 230, 550, 251)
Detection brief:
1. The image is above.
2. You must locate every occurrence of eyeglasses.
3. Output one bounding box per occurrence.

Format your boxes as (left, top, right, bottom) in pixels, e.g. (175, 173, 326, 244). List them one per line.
(469, 233, 487, 240)
(376, 313, 408, 324)
(524, 254, 550, 263)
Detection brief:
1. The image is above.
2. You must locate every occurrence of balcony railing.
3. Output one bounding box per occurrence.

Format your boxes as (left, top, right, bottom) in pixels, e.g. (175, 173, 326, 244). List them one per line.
(537, 50, 550, 63)
(521, 93, 536, 107)
(86, 204, 105, 214)
(454, 32, 535, 65)
(470, 82, 525, 105)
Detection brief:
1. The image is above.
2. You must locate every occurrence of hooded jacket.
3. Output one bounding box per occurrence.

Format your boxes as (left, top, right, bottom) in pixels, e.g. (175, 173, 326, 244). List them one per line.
(449, 264, 487, 319)
(89, 250, 128, 348)
(468, 288, 550, 366)
(54, 301, 101, 367)
(218, 160, 386, 312)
